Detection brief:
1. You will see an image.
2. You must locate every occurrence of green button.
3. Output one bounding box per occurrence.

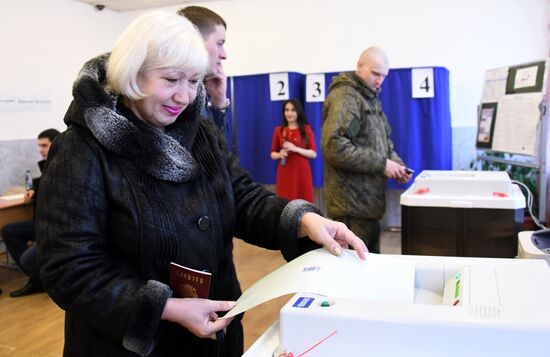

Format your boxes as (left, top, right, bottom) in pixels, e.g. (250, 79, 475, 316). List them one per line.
(321, 301, 330, 307)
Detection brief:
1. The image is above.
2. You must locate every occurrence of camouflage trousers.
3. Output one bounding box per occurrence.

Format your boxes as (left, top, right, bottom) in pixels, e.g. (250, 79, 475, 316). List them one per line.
(331, 216, 380, 253)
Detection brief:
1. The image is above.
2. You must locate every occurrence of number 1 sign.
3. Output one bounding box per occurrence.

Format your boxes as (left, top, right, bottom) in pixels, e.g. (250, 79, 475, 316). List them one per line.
(411, 67, 435, 98)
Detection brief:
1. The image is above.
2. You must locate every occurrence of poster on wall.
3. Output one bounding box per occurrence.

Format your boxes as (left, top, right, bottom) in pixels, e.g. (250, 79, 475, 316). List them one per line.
(490, 92, 543, 156)
(476, 102, 497, 148)
(481, 67, 509, 103)
(505, 60, 546, 95)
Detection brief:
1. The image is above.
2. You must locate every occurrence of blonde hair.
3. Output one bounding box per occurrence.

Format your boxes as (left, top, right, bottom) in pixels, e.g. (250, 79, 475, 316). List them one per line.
(107, 11, 208, 100)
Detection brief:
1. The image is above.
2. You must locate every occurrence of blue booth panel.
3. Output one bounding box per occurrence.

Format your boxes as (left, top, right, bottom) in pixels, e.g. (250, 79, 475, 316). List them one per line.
(231, 68, 452, 189)
(379, 67, 452, 189)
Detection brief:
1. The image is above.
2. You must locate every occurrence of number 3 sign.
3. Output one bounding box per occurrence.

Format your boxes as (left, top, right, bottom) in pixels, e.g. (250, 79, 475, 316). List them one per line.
(305, 73, 325, 102)
(411, 67, 435, 98)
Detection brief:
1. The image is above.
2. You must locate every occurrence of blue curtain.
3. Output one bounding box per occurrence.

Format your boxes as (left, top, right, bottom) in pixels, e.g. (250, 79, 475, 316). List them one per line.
(379, 67, 452, 189)
(303, 72, 339, 188)
(231, 68, 452, 188)
(224, 86, 234, 154)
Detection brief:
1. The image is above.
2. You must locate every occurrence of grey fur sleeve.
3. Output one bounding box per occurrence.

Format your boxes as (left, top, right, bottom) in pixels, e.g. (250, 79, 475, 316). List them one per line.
(123, 280, 172, 356)
(278, 199, 322, 261)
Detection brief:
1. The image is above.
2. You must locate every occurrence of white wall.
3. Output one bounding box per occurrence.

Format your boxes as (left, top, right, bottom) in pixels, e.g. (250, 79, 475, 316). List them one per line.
(0, 0, 122, 140)
(127, 0, 549, 128)
(0, 0, 547, 140)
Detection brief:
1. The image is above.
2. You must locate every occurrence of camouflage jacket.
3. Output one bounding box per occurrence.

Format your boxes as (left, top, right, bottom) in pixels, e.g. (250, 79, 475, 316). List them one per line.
(321, 72, 404, 219)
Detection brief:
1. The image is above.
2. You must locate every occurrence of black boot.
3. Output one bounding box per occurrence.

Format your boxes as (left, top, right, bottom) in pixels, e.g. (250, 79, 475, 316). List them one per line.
(9, 279, 44, 298)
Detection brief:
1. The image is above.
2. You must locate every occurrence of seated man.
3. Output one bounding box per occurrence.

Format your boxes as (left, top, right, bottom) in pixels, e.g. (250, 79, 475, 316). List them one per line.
(2, 128, 59, 297)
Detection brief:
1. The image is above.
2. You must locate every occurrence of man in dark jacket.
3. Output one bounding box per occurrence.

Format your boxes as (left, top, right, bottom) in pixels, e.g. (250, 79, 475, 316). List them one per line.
(2, 128, 60, 297)
(178, 6, 231, 141)
(321, 47, 412, 253)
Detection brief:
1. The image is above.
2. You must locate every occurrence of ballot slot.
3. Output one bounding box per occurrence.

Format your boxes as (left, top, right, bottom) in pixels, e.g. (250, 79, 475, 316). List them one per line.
(413, 263, 470, 306)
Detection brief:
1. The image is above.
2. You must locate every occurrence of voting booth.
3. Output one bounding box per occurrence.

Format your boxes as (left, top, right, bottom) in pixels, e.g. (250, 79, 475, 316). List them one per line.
(229, 67, 452, 188)
(244, 254, 550, 357)
(401, 170, 525, 257)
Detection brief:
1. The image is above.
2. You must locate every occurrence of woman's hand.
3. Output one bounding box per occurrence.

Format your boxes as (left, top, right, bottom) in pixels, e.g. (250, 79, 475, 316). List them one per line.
(283, 141, 297, 152)
(297, 212, 368, 259)
(161, 298, 236, 339)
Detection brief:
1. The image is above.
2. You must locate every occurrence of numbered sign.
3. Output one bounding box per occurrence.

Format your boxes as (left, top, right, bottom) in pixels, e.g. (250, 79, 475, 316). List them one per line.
(305, 73, 325, 102)
(411, 68, 434, 98)
(269, 72, 289, 101)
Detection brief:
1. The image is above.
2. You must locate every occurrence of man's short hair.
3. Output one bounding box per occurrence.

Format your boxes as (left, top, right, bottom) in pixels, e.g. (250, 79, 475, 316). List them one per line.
(177, 6, 226, 38)
(38, 129, 60, 142)
(107, 11, 208, 100)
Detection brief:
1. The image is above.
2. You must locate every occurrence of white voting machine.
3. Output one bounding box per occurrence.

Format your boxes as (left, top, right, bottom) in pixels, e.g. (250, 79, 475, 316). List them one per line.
(244, 254, 550, 357)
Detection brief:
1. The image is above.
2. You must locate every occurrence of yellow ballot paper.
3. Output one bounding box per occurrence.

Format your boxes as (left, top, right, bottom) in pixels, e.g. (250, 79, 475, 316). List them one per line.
(224, 248, 415, 318)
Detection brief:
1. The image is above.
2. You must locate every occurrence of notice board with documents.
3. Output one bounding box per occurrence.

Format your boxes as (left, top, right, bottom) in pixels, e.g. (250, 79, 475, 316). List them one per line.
(477, 59, 548, 156)
(476, 59, 549, 224)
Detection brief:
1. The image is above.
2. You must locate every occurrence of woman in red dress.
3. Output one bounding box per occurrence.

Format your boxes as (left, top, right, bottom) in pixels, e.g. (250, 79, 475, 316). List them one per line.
(271, 99, 317, 203)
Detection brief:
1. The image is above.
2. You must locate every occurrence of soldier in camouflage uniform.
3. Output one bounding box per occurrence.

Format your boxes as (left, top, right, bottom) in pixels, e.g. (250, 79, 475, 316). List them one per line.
(321, 47, 412, 253)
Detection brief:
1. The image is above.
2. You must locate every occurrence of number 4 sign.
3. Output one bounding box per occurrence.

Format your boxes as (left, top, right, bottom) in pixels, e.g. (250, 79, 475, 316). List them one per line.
(411, 67, 435, 98)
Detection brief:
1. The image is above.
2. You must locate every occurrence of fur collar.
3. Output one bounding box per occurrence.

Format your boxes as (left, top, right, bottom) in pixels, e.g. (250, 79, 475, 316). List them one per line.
(67, 53, 206, 183)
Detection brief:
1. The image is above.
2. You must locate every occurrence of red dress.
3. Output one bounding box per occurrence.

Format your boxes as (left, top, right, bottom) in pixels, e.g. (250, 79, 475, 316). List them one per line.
(271, 125, 316, 203)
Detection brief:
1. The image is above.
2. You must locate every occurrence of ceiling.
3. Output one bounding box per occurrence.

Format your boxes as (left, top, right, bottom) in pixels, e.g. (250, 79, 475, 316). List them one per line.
(73, 0, 217, 12)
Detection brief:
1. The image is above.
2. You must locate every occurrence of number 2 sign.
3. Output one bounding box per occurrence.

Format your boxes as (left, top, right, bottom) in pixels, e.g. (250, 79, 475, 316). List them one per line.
(269, 72, 289, 101)
(411, 67, 435, 98)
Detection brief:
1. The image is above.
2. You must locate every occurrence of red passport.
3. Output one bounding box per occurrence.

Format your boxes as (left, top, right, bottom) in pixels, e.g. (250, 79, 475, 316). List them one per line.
(169, 262, 211, 298)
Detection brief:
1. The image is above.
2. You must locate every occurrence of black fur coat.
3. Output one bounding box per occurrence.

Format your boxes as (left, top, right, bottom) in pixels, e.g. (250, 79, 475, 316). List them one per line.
(35, 54, 319, 357)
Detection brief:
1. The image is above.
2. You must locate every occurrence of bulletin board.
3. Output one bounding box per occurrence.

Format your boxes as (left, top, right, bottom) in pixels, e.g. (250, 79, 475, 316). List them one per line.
(476, 58, 549, 222)
(477, 59, 548, 156)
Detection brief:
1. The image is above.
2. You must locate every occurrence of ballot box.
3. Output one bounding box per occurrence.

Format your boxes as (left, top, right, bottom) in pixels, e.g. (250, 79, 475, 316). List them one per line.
(400, 170, 525, 257)
(272, 255, 550, 357)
